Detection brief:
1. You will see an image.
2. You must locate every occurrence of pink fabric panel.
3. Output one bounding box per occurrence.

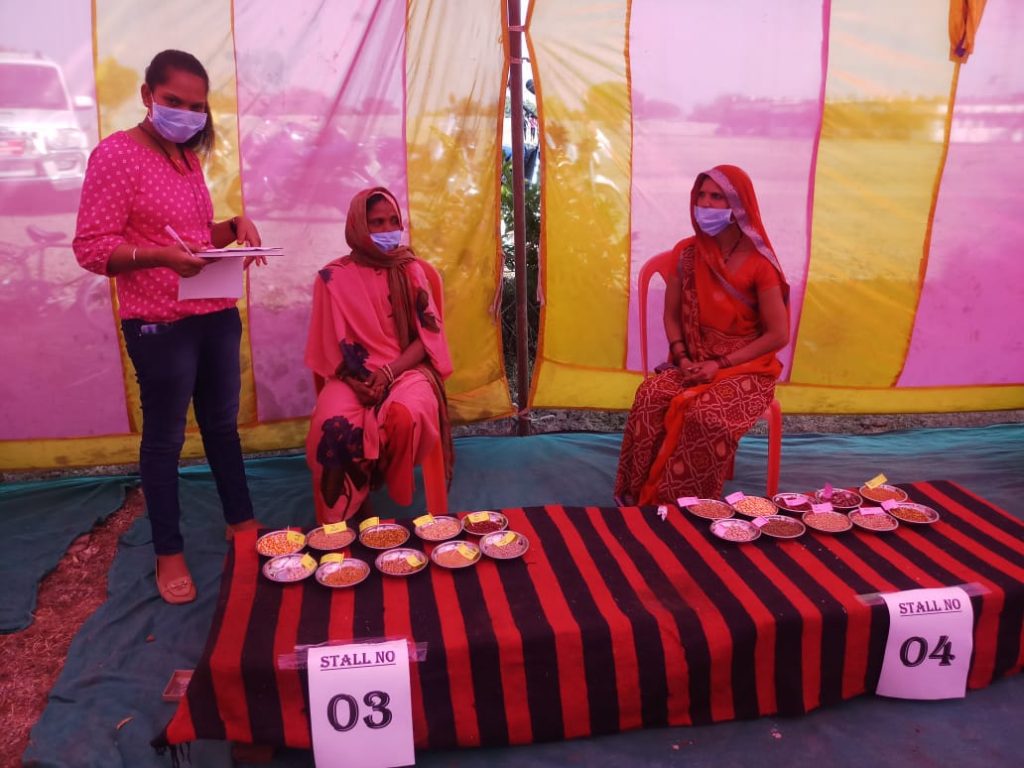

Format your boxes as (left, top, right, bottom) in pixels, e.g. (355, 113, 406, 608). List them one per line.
(235, 0, 409, 422)
(0, 2, 127, 439)
(627, 0, 824, 377)
(898, 2, 1024, 386)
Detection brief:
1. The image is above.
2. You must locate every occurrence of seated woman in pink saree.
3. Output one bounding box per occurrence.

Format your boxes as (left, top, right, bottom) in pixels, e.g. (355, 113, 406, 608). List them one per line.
(615, 165, 790, 504)
(305, 187, 453, 523)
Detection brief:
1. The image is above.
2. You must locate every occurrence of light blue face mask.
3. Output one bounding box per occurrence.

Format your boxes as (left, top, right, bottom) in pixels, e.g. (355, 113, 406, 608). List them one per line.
(370, 230, 403, 251)
(693, 206, 733, 236)
(150, 102, 208, 144)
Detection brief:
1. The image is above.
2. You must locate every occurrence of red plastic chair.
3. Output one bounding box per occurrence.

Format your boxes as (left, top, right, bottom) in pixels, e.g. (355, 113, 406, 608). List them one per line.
(637, 250, 781, 496)
(313, 262, 449, 516)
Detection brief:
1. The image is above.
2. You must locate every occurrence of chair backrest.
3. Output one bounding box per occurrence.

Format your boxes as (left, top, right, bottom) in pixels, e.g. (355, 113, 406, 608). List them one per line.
(637, 248, 679, 377)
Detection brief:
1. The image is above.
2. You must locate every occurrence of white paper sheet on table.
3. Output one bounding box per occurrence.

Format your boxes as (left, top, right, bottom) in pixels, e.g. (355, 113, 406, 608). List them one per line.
(177, 247, 284, 300)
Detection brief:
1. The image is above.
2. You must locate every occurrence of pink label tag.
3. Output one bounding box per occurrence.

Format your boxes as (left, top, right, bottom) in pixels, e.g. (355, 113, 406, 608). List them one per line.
(725, 491, 746, 504)
(821, 482, 834, 501)
(752, 517, 770, 528)
(860, 506, 885, 516)
(811, 502, 833, 514)
(881, 499, 899, 511)
(677, 496, 699, 507)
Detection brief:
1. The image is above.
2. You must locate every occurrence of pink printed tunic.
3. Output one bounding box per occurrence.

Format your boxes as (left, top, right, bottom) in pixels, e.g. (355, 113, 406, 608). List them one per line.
(73, 130, 236, 321)
(305, 256, 452, 523)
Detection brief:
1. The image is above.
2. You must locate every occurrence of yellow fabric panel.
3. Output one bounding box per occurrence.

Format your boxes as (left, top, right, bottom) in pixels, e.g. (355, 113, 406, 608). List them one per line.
(405, 0, 513, 423)
(0, 418, 309, 471)
(526, 362, 1023, 415)
(528, 0, 631, 407)
(92, 0, 255, 427)
(790, 0, 954, 388)
(778, 384, 1024, 414)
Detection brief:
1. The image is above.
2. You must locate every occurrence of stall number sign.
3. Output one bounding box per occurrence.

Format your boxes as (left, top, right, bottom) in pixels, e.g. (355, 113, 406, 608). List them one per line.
(876, 587, 973, 700)
(307, 640, 414, 768)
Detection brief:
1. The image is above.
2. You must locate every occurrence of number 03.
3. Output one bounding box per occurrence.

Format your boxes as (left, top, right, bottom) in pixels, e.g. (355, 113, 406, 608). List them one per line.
(327, 690, 394, 731)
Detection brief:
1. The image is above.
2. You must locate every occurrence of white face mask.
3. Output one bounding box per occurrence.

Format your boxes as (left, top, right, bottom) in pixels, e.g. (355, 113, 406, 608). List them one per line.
(370, 230, 403, 251)
(693, 206, 733, 236)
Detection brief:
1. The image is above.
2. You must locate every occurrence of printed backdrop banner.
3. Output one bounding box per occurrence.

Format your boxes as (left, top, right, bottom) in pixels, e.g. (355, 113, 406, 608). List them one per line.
(1, 1, 1021, 470)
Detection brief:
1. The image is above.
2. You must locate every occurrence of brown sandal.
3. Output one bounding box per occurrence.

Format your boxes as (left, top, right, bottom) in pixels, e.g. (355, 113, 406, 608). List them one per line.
(155, 556, 196, 605)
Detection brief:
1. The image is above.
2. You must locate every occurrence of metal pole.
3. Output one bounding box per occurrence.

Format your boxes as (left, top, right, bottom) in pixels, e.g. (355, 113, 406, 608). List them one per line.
(507, 0, 531, 436)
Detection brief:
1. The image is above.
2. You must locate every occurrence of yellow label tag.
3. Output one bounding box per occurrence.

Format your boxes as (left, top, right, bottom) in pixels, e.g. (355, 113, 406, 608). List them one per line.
(865, 473, 888, 489)
(286, 531, 305, 545)
(457, 543, 476, 560)
(359, 517, 380, 533)
(300, 554, 317, 570)
(467, 511, 490, 523)
(323, 521, 348, 535)
(321, 553, 345, 565)
(413, 514, 434, 528)
(495, 532, 516, 547)
(405, 553, 422, 567)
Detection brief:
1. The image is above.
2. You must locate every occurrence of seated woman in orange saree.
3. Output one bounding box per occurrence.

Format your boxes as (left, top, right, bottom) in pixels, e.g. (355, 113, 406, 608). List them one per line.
(305, 187, 453, 523)
(615, 165, 790, 504)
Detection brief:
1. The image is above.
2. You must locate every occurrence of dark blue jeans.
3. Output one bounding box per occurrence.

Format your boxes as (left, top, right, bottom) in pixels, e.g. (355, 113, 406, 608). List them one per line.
(122, 308, 254, 555)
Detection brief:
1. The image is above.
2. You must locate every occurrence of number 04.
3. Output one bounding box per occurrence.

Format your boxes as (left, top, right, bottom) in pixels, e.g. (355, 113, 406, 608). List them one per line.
(899, 635, 955, 667)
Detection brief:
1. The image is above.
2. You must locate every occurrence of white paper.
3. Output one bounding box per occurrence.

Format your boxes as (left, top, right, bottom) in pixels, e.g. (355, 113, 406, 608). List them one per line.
(307, 640, 415, 768)
(178, 256, 244, 300)
(876, 586, 973, 700)
(197, 246, 284, 258)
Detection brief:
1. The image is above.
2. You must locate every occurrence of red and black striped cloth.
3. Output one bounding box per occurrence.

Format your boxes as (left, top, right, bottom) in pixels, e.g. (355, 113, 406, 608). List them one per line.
(156, 481, 1024, 752)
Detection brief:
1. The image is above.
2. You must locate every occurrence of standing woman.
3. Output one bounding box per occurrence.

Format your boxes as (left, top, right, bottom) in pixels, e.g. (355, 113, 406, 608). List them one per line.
(305, 187, 453, 524)
(615, 165, 790, 504)
(74, 50, 263, 604)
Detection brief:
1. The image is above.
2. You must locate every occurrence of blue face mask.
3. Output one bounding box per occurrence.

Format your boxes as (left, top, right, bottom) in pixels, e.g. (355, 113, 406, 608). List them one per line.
(150, 102, 208, 144)
(694, 206, 733, 236)
(370, 230, 403, 251)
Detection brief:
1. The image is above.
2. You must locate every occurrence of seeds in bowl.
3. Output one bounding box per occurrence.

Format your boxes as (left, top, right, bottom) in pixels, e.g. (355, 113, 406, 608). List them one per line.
(359, 524, 410, 550)
(802, 511, 853, 533)
(375, 548, 428, 576)
(431, 540, 481, 569)
(772, 493, 814, 513)
(480, 530, 529, 559)
(859, 484, 908, 503)
(307, 526, 357, 551)
(462, 511, 509, 535)
(759, 516, 805, 539)
(683, 499, 735, 520)
(815, 488, 862, 509)
(887, 503, 940, 524)
(710, 518, 760, 543)
(414, 516, 463, 541)
(316, 558, 370, 588)
(849, 510, 899, 532)
(731, 496, 777, 518)
(263, 553, 316, 583)
(256, 530, 306, 557)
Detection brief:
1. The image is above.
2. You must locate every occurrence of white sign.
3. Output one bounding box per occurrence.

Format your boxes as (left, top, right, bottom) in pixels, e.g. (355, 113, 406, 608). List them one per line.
(876, 586, 973, 700)
(307, 640, 415, 768)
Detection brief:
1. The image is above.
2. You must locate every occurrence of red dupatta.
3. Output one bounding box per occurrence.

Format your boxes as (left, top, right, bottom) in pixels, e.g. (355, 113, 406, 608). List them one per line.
(337, 187, 454, 486)
(637, 165, 788, 504)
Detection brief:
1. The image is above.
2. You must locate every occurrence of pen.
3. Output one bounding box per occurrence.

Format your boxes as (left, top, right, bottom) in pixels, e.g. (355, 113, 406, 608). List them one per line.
(164, 225, 195, 256)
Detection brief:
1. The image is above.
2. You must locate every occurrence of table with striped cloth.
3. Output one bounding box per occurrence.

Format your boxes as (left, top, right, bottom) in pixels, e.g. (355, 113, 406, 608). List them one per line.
(156, 480, 1024, 753)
